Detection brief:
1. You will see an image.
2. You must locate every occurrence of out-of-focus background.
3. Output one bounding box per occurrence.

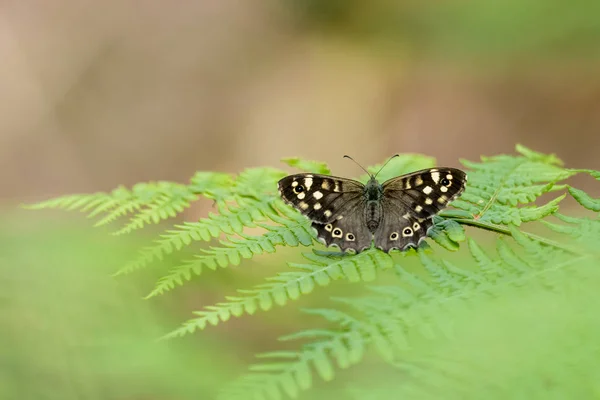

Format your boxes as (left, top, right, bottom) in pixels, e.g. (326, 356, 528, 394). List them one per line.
(2, 1, 600, 399)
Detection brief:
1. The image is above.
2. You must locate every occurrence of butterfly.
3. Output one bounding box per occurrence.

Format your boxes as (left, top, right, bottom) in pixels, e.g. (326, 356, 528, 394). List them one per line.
(277, 156, 467, 253)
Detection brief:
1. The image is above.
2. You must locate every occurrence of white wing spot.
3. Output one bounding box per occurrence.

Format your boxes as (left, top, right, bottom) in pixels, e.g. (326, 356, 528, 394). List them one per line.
(336, 215, 344, 220)
(324, 210, 333, 218)
(425, 198, 433, 205)
(334, 182, 341, 192)
(314, 203, 322, 210)
(446, 174, 453, 180)
(405, 179, 412, 189)
(415, 205, 423, 212)
(299, 202, 309, 210)
(297, 192, 305, 200)
(440, 186, 449, 193)
(304, 178, 313, 190)
(438, 196, 448, 204)
(292, 181, 298, 187)
(325, 224, 333, 232)
(431, 172, 440, 184)
(415, 176, 424, 186)
(402, 213, 410, 220)
(313, 191, 323, 200)
(423, 186, 433, 195)
(321, 181, 330, 190)
(413, 222, 421, 231)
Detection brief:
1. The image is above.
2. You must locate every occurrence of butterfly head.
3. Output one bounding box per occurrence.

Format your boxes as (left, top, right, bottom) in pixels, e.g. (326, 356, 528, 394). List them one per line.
(365, 175, 383, 201)
(343, 154, 399, 183)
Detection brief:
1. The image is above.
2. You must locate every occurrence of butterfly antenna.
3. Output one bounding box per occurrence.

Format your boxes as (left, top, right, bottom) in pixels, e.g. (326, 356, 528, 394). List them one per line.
(343, 155, 372, 177)
(374, 154, 400, 179)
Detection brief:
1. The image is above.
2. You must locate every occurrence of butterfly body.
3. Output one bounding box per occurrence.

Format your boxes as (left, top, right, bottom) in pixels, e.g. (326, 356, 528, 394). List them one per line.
(278, 167, 466, 253)
(364, 177, 384, 232)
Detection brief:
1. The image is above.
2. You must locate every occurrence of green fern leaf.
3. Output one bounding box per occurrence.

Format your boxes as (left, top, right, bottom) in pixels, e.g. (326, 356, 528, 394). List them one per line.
(22, 192, 112, 212)
(147, 222, 314, 298)
(114, 198, 279, 276)
(452, 146, 573, 225)
(542, 214, 600, 255)
(188, 171, 235, 199)
(111, 182, 198, 234)
(281, 157, 331, 174)
(231, 167, 286, 199)
(162, 249, 393, 338)
(568, 186, 600, 212)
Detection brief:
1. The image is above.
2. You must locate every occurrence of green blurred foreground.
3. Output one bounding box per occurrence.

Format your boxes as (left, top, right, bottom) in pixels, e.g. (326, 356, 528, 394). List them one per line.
(2, 208, 600, 399)
(1, 213, 237, 399)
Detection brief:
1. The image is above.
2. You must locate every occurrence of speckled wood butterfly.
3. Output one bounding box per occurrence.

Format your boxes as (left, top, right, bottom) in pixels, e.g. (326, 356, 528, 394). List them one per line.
(277, 156, 467, 253)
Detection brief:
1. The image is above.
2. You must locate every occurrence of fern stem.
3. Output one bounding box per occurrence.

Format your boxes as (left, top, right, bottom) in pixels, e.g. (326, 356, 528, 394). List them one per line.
(451, 218, 581, 255)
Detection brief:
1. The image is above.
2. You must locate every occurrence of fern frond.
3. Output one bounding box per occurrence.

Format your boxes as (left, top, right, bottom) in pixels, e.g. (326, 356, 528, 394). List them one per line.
(452, 145, 574, 225)
(114, 198, 279, 276)
(163, 249, 393, 339)
(146, 205, 314, 298)
(542, 214, 600, 256)
(230, 167, 286, 199)
(281, 157, 331, 174)
(428, 217, 466, 251)
(111, 182, 198, 234)
(568, 186, 600, 212)
(224, 218, 588, 400)
(24, 182, 200, 233)
(22, 191, 113, 212)
(22, 185, 139, 218)
(219, 323, 369, 400)
(188, 171, 235, 199)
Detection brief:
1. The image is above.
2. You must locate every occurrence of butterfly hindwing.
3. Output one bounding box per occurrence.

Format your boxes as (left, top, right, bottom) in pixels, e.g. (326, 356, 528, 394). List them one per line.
(278, 173, 364, 224)
(312, 218, 372, 253)
(374, 200, 434, 251)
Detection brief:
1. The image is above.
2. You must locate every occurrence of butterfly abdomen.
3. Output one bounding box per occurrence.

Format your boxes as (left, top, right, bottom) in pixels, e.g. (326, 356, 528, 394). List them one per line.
(365, 201, 382, 232)
(363, 178, 383, 232)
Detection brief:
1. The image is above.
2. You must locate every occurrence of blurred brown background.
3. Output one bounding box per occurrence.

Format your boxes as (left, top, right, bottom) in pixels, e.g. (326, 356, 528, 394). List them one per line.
(2, 0, 599, 203)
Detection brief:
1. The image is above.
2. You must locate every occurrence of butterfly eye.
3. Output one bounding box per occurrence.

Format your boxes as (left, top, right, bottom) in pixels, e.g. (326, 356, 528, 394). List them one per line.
(441, 178, 451, 186)
(293, 185, 305, 193)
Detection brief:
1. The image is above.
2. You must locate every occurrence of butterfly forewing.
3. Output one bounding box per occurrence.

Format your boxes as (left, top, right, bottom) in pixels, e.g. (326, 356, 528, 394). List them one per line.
(277, 174, 364, 224)
(381, 168, 467, 219)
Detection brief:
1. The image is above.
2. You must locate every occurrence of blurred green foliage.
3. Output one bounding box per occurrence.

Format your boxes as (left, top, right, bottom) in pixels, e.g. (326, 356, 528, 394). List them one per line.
(286, 0, 600, 59)
(0, 214, 239, 399)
